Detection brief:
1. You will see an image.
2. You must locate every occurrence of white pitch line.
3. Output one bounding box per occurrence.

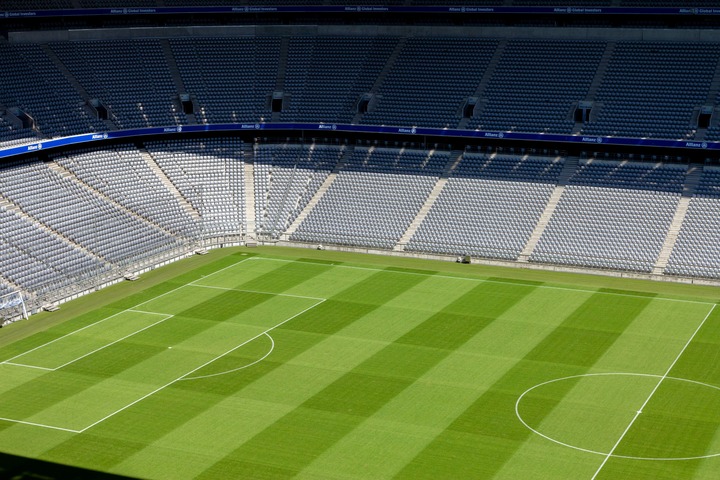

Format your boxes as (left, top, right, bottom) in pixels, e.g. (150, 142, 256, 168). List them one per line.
(0, 258, 255, 369)
(191, 256, 257, 281)
(0, 416, 81, 433)
(0, 309, 136, 365)
(51, 314, 173, 370)
(253, 257, 714, 305)
(590, 303, 717, 479)
(1, 362, 54, 371)
(78, 298, 325, 433)
(187, 283, 326, 302)
(126, 309, 173, 316)
(181, 332, 275, 381)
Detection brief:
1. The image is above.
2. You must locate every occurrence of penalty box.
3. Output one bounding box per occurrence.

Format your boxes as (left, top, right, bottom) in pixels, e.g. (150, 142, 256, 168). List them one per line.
(0, 283, 324, 433)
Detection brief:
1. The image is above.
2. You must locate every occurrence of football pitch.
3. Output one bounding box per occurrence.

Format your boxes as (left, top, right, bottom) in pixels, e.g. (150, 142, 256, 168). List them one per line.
(1, 247, 720, 479)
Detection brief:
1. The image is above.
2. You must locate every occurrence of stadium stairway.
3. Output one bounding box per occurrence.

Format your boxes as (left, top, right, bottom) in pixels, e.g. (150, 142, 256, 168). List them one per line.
(283, 145, 351, 239)
(653, 164, 704, 275)
(138, 146, 201, 222)
(45, 159, 182, 240)
(695, 59, 720, 140)
(272, 37, 290, 123)
(42, 44, 118, 131)
(351, 38, 406, 124)
(393, 149, 463, 252)
(517, 155, 578, 262)
(0, 191, 110, 265)
(161, 39, 196, 125)
(458, 39, 507, 129)
(571, 42, 615, 134)
(244, 145, 257, 244)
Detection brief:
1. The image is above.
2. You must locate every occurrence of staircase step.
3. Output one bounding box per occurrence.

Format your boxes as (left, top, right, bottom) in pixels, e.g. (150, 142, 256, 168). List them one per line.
(283, 146, 350, 238)
(244, 156, 257, 241)
(42, 44, 118, 131)
(464, 39, 507, 125)
(518, 155, 569, 261)
(393, 149, 454, 251)
(139, 147, 201, 221)
(393, 177, 447, 250)
(161, 39, 196, 125)
(653, 165, 704, 274)
(45, 160, 175, 239)
(0, 191, 110, 265)
(352, 38, 406, 124)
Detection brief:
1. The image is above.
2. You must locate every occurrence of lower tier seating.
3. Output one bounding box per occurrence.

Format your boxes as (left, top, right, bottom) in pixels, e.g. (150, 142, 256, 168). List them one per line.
(3, 142, 720, 309)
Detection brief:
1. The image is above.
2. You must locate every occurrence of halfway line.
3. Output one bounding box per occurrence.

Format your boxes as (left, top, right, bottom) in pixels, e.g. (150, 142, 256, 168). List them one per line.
(590, 303, 717, 479)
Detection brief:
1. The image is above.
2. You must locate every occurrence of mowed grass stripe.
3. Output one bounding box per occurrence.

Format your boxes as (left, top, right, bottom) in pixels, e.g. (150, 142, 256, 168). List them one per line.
(194, 281, 536, 479)
(295, 287, 595, 480)
(498, 300, 713, 479)
(5, 311, 170, 370)
(596, 305, 720, 480)
(394, 292, 655, 479)
(0, 256, 310, 429)
(204, 258, 335, 294)
(36, 267, 425, 474)
(113, 271, 469, 479)
(2, 252, 715, 480)
(0, 290, 277, 431)
(0, 255, 256, 360)
(105, 253, 257, 312)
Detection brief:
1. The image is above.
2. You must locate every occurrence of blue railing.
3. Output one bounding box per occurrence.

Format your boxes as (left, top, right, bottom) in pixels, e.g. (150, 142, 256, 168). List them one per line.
(0, 123, 715, 160)
(2, 6, 719, 19)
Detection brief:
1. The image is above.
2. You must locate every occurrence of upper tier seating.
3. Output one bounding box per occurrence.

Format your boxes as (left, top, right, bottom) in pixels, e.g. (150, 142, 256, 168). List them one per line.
(51, 39, 186, 129)
(0, 37, 714, 143)
(254, 143, 342, 237)
(581, 42, 720, 140)
(407, 153, 563, 259)
(292, 146, 448, 248)
(0, 40, 104, 140)
(280, 37, 397, 124)
(169, 37, 280, 125)
(0, 116, 36, 147)
(468, 40, 605, 134)
(361, 37, 498, 128)
(531, 160, 685, 272)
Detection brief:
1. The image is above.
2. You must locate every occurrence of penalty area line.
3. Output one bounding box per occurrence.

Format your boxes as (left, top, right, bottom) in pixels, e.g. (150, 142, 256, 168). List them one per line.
(77, 298, 325, 434)
(186, 283, 326, 302)
(0, 416, 81, 433)
(0, 258, 256, 369)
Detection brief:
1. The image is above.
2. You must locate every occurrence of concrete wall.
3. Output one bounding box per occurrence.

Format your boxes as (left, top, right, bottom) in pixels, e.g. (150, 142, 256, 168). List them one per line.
(10, 24, 720, 43)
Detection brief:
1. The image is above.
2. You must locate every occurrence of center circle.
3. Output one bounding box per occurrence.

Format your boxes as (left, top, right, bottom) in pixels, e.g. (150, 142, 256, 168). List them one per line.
(515, 373, 720, 461)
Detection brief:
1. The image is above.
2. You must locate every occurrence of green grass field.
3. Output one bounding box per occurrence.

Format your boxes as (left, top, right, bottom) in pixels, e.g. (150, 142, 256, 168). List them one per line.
(2, 247, 720, 479)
